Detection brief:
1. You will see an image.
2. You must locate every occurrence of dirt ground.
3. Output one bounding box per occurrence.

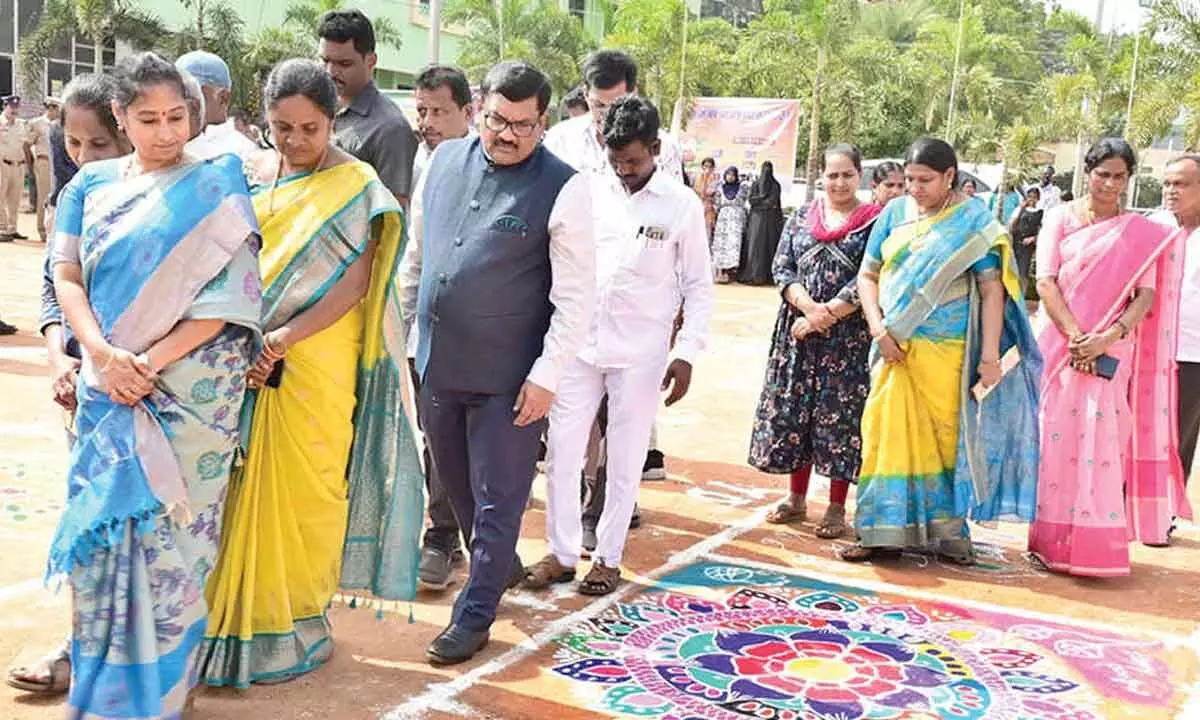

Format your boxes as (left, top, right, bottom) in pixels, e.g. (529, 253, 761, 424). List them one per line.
(1, 211, 1197, 719)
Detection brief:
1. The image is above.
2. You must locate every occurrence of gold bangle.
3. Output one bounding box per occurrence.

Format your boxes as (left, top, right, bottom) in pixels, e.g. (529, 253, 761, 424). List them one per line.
(263, 333, 287, 359)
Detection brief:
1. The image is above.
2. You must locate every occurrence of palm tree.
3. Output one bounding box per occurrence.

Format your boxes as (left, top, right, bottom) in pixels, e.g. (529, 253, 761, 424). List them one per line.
(18, 0, 165, 94)
(284, 0, 403, 50)
(798, 0, 860, 201)
(445, 0, 595, 95)
(859, 0, 941, 46)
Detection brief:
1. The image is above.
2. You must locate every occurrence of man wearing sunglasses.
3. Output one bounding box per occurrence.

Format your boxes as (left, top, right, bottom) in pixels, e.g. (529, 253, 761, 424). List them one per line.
(398, 60, 595, 665)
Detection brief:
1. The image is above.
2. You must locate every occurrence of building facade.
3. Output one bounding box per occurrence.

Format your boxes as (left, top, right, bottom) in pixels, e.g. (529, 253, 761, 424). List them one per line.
(5, 0, 605, 100)
(2, 0, 117, 99)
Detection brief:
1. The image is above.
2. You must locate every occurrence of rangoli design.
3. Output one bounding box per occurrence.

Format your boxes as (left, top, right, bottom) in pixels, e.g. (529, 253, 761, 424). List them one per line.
(550, 562, 1188, 719)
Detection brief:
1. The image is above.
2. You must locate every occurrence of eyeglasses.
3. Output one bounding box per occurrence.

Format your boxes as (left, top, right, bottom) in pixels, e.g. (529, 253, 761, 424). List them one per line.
(483, 111, 539, 138)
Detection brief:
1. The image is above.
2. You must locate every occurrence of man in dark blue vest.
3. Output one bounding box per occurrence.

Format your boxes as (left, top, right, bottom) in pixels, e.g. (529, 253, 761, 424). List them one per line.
(398, 61, 596, 665)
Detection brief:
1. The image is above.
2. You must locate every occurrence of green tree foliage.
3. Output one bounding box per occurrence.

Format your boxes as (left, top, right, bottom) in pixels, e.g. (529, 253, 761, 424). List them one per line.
(445, 0, 596, 96)
(18, 0, 164, 94)
(284, 0, 403, 50)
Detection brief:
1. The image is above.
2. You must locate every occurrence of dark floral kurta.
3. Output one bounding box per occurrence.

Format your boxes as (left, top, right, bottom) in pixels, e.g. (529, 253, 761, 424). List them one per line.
(747, 210, 875, 480)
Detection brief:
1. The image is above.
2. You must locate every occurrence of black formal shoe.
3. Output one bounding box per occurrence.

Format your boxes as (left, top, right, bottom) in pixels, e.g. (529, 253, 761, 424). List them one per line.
(0, 233, 13, 243)
(419, 546, 457, 589)
(427, 624, 489, 665)
(11, 232, 27, 240)
(0, 320, 17, 336)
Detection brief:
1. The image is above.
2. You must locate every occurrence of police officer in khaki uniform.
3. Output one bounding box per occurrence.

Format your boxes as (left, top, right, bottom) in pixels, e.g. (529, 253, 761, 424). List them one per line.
(27, 97, 59, 242)
(0, 96, 33, 240)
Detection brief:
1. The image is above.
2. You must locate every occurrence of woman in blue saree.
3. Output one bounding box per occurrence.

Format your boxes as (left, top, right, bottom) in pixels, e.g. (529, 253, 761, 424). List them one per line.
(48, 53, 261, 718)
(843, 138, 1042, 564)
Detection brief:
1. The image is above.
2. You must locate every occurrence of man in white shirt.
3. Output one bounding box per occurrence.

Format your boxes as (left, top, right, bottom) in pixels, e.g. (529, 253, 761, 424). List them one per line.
(407, 63, 476, 590)
(397, 61, 595, 664)
(176, 51, 259, 161)
(1034, 165, 1062, 211)
(545, 49, 683, 184)
(523, 95, 713, 596)
(1154, 155, 1200, 487)
(544, 49, 680, 507)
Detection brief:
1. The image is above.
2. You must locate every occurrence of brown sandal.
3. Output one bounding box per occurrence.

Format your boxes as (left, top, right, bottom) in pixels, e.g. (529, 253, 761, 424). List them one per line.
(579, 561, 622, 596)
(6, 643, 70, 694)
(814, 503, 848, 539)
(522, 554, 576, 590)
(765, 498, 807, 525)
(837, 543, 900, 563)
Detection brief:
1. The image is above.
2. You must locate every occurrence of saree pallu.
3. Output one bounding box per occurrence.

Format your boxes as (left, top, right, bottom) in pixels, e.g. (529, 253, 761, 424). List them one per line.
(1029, 214, 1191, 576)
(855, 198, 1041, 550)
(47, 155, 261, 719)
(201, 161, 424, 688)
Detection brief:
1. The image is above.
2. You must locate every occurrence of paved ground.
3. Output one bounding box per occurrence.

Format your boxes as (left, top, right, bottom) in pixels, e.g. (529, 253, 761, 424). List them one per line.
(1, 210, 1197, 719)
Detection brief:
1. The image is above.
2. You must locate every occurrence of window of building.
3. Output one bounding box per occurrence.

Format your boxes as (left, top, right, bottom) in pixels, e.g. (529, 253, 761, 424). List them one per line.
(0, 56, 12, 96)
(47, 59, 71, 96)
(75, 42, 94, 67)
(17, 0, 38, 36)
(0, 0, 15, 55)
(569, 0, 586, 21)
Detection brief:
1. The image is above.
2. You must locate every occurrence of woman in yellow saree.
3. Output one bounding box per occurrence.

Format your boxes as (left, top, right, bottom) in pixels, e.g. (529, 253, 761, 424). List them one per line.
(843, 138, 1042, 564)
(201, 60, 424, 687)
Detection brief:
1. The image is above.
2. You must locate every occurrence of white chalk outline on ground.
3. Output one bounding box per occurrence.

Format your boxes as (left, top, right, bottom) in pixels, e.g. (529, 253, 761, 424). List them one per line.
(380, 502, 775, 720)
(702, 550, 1195, 648)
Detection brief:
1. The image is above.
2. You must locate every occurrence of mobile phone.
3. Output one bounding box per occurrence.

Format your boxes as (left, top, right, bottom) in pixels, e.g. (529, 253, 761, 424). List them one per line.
(1094, 354, 1119, 380)
(265, 358, 286, 388)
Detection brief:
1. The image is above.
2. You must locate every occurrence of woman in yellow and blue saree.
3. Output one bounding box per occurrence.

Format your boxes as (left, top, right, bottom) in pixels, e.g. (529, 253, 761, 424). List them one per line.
(200, 60, 424, 688)
(842, 138, 1042, 564)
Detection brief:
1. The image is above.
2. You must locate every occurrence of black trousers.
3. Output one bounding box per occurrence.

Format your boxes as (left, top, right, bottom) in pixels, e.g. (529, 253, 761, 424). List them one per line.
(1179, 361, 1200, 484)
(409, 360, 464, 553)
(419, 383, 545, 632)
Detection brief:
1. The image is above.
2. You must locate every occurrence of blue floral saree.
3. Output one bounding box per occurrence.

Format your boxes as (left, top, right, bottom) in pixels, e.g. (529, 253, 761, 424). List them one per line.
(48, 154, 261, 719)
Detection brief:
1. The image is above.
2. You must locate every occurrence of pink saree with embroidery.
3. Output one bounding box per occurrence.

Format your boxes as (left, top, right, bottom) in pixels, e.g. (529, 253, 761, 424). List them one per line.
(1029, 208, 1192, 576)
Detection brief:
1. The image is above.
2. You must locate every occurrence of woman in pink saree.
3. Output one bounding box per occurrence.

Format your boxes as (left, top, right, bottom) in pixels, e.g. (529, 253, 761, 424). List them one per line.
(1030, 138, 1192, 577)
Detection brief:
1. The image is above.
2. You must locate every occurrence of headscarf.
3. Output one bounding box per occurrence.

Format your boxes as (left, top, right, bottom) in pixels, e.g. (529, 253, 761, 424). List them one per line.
(806, 197, 882, 243)
(722, 166, 741, 200)
(752, 161, 780, 195)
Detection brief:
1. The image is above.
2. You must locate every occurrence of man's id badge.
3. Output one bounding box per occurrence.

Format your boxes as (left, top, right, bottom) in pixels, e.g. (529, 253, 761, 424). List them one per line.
(642, 225, 668, 249)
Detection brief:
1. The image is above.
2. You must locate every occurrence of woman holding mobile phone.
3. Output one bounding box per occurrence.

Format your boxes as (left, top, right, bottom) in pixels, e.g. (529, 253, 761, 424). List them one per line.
(1029, 137, 1192, 577)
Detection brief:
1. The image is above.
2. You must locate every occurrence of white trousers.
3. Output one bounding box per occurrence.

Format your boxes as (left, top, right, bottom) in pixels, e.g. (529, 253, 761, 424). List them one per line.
(546, 355, 665, 567)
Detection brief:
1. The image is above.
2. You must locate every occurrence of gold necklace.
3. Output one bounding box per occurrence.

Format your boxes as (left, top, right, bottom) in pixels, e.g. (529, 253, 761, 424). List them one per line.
(917, 192, 956, 220)
(122, 153, 184, 180)
(1083, 198, 1120, 225)
(267, 144, 331, 215)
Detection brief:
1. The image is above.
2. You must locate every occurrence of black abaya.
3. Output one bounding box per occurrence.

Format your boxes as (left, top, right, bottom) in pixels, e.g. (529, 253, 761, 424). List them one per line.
(739, 176, 784, 285)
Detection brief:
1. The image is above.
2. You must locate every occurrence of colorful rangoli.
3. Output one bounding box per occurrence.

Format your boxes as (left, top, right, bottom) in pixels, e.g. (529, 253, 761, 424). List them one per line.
(550, 562, 1191, 719)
